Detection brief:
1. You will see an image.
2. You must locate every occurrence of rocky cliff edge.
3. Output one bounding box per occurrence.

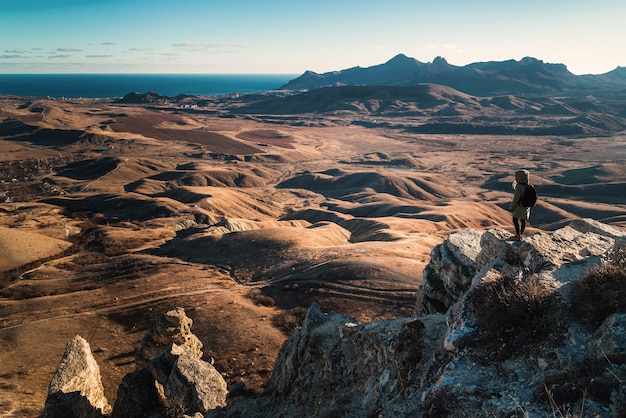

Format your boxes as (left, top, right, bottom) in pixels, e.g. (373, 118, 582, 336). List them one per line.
(43, 218, 626, 417)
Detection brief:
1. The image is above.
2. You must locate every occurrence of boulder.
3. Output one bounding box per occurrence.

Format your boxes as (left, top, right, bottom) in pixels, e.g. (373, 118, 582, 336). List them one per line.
(416, 228, 482, 315)
(42, 335, 111, 418)
(136, 307, 203, 369)
(475, 227, 521, 268)
(570, 217, 626, 239)
(592, 313, 626, 364)
(111, 368, 160, 418)
(150, 343, 227, 415)
(520, 225, 615, 272)
(113, 307, 219, 416)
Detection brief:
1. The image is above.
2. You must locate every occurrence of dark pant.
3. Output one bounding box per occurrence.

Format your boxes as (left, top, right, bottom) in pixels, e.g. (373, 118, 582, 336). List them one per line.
(513, 217, 526, 235)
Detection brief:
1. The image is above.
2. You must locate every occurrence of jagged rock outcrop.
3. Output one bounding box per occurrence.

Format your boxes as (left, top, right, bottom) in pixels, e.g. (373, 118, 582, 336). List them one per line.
(45, 308, 226, 418)
(136, 306, 204, 369)
(210, 218, 626, 417)
(208, 304, 449, 417)
(416, 228, 482, 314)
(113, 307, 226, 417)
(417, 218, 625, 316)
(150, 344, 227, 415)
(268, 305, 447, 416)
(415, 220, 626, 416)
(42, 335, 111, 418)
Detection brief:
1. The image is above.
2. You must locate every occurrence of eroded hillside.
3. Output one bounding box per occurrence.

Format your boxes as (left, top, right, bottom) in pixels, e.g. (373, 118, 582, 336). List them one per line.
(1, 94, 626, 415)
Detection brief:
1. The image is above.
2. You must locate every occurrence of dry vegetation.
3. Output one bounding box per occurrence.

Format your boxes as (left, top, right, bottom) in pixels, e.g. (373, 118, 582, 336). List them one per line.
(570, 245, 626, 330)
(467, 272, 558, 361)
(465, 246, 626, 361)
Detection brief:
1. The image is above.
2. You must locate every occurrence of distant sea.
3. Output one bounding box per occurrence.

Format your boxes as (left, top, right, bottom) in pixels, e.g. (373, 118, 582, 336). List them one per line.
(0, 74, 297, 99)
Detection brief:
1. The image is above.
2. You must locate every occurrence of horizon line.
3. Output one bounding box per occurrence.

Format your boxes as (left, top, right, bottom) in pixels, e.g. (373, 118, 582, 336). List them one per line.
(0, 72, 300, 76)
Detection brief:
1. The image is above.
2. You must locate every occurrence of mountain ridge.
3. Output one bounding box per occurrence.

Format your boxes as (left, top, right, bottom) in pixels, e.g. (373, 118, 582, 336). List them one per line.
(231, 82, 626, 136)
(281, 54, 626, 96)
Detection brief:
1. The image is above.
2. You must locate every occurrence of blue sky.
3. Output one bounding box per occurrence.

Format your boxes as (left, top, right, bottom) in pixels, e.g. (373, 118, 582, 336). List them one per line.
(1, 0, 624, 75)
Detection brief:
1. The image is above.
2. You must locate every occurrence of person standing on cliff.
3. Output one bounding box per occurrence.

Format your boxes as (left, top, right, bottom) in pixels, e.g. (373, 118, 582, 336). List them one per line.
(509, 169, 531, 240)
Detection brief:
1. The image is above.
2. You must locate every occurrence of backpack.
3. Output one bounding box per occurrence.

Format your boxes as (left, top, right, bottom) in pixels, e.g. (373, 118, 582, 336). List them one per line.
(521, 184, 537, 207)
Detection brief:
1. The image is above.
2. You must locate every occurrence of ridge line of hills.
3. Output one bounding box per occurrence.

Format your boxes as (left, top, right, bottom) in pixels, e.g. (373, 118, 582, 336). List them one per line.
(115, 54, 626, 137)
(280, 53, 626, 97)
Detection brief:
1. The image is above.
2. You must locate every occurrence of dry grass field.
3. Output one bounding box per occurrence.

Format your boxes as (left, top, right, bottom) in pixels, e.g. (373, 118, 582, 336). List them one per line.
(1, 94, 625, 416)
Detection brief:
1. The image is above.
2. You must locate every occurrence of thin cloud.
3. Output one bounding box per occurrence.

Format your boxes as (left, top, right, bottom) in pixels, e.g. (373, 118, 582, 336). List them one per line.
(86, 54, 113, 58)
(48, 54, 71, 59)
(0, 54, 26, 59)
(4, 49, 27, 54)
(172, 42, 205, 48)
(172, 42, 248, 49)
(101, 42, 116, 46)
(56, 47, 82, 52)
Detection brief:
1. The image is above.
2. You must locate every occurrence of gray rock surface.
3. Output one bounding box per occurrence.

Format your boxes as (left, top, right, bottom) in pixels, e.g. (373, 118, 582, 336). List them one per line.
(114, 307, 225, 417)
(155, 344, 227, 415)
(417, 218, 625, 315)
(111, 368, 160, 418)
(42, 335, 111, 418)
(136, 307, 204, 370)
(416, 228, 482, 315)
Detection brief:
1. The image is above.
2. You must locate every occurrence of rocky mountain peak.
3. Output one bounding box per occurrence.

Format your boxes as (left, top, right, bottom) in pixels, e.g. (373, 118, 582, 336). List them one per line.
(280, 53, 624, 96)
(385, 53, 421, 67)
